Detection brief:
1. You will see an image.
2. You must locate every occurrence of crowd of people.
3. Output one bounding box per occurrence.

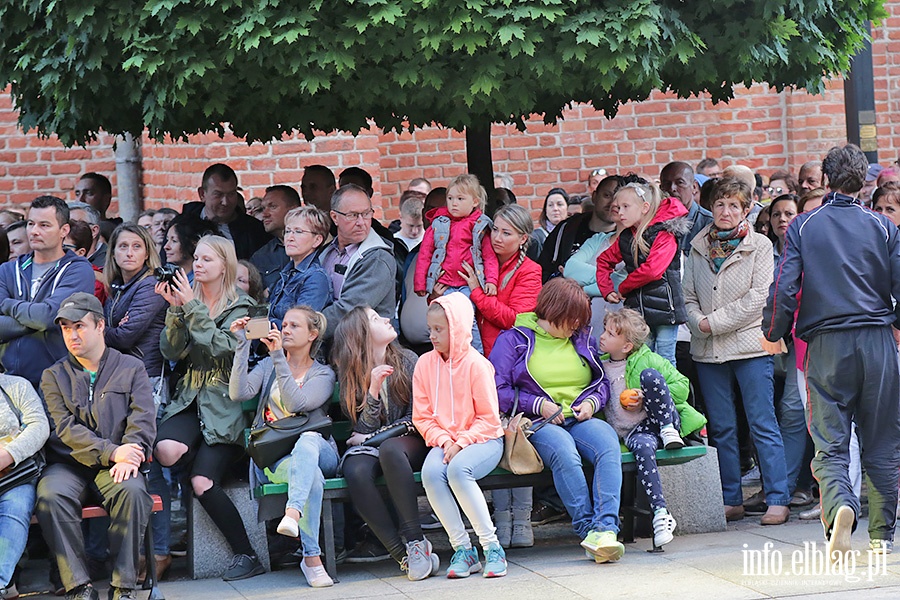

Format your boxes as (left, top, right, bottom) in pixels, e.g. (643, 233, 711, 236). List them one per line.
(0, 145, 897, 599)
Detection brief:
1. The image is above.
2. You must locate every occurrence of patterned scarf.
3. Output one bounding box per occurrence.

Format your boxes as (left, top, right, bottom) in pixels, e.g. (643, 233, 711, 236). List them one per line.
(708, 220, 750, 272)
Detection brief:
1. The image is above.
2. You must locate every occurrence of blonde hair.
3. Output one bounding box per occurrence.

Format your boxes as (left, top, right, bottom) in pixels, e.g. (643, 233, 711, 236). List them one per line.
(604, 308, 651, 352)
(104, 223, 161, 294)
(286, 305, 327, 359)
(192, 235, 241, 318)
(492, 204, 533, 289)
(615, 182, 662, 263)
(447, 173, 487, 211)
(285, 205, 330, 244)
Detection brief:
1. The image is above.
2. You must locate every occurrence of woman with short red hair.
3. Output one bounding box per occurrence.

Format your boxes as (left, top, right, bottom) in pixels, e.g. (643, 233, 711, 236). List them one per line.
(488, 278, 624, 564)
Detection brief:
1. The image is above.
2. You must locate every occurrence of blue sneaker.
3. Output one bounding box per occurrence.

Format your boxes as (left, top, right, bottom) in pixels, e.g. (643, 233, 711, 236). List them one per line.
(482, 543, 507, 578)
(446, 546, 481, 578)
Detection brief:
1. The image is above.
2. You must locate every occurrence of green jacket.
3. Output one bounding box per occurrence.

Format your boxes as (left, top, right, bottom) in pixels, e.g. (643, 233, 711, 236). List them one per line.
(160, 295, 255, 445)
(601, 344, 706, 438)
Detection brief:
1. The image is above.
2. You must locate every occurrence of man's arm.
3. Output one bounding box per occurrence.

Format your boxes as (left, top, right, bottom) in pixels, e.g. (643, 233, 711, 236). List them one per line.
(323, 251, 396, 337)
(120, 364, 157, 456)
(1, 260, 95, 331)
(762, 221, 803, 341)
(0, 265, 30, 342)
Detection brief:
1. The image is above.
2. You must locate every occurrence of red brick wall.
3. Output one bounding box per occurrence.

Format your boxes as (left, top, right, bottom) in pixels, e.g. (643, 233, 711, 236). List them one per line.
(1, 2, 899, 221)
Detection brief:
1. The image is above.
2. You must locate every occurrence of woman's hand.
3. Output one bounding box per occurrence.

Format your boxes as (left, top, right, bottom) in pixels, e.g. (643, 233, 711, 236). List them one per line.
(346, 432, 367, 447)
(155, 281, 181, 307)
(575, 401, 594, 421)
(699, 317, 711, 334)
(605, 291, 622, 303)
(540, 400, 565, 425)
(230, 316, 250, 335)
(457, 262, 481, 291)
(442, 441, 462, 464)
(170, 269, 194, 305)
(260, 323, 283, 353)
(368, 365, 395, 398)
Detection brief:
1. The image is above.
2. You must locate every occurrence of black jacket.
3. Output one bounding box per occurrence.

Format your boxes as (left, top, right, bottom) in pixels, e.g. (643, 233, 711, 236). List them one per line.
(537, 214, 598, 282)
(182, 202, 270, 260)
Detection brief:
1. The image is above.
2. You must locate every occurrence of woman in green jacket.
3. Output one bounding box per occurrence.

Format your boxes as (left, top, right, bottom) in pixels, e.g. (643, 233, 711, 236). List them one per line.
(153, 235, 263, 582)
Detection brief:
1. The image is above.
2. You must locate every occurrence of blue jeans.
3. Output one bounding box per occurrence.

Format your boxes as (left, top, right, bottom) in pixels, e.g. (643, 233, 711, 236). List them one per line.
(255, 432, 339, 557)
(492, 487, 532, 512)
(529, 417, 622, 538)
(0, 481, 35, 588)
(422, 438, 502, 549)
(442, 286, 483, 354)
(647, 324, 678, 367)
(778, 347, 808, 495)
(697, 357, 790, 507)
(148, 404, 172, 555)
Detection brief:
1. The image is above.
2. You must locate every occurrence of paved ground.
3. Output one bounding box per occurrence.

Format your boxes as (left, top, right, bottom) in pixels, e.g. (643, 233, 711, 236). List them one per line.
(17, 513, 900, 600)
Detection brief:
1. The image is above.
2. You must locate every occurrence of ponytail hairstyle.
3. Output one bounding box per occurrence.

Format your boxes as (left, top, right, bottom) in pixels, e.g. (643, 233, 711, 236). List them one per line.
(285, 304, 327, 359)
(614, 173, 662, 264)
(331, 306, 412, 424)
(192, 234, 240, 318)
(492, 204, 533, 289)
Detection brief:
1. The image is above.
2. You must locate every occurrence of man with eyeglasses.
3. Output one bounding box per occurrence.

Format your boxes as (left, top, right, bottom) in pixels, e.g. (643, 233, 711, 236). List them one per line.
(181, 163, 270, 260)
(320, 184, 396, 339)
(0, 196, 95, 388)
(250, 185, 302, 292)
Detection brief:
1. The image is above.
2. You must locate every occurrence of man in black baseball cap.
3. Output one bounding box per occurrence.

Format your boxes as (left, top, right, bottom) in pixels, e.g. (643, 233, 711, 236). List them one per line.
(35, 292, 156, 600)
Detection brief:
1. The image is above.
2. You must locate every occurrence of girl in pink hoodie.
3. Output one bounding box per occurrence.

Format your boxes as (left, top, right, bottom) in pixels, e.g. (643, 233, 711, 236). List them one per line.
(413, 292, 506, 579)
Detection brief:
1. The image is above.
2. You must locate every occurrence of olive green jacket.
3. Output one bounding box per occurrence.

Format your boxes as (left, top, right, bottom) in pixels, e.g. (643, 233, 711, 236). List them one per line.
(160, 295, 254, 445)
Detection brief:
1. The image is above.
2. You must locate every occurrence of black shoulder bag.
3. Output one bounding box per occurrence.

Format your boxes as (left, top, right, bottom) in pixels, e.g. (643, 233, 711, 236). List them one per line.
(0, 385, 44, 495)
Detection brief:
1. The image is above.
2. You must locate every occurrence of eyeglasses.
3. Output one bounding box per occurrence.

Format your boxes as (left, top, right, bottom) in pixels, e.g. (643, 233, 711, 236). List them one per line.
(284, 228, 316, 237)
(590, 168, 608, 178)
(332, 208, 374, 222)
(766, 186, 786, 196)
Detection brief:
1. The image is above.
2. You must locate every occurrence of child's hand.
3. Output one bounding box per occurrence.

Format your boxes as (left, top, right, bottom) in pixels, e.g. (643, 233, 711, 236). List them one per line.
(575, 401, 594, 421)
(605, 292, 622, 303)
(368, 365, 395, 398)
(484, 283, 498, 296)
(622, 390, 644, 412)
(442, 441, 462, 464)
(416, 290, 428, 297)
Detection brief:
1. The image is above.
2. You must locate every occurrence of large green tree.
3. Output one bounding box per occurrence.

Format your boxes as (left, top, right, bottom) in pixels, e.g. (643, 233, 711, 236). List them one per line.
(0, 0, 884, 147)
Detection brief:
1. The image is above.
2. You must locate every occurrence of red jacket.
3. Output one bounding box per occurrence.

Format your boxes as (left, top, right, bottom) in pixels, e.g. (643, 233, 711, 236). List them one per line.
(471, 255, 542, 358)
(596, 197, 687, 298)
(414, 207, 499, 293)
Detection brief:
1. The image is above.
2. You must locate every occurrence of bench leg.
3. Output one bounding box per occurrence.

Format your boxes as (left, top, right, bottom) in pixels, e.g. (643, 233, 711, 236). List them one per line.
(620, 471, 636, 544)
(143, 516, 166, 600)
(321, 498, 339, 582)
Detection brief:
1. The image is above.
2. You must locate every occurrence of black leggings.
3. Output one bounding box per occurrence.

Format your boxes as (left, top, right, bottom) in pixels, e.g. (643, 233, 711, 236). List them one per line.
(342, 435, 428, 563)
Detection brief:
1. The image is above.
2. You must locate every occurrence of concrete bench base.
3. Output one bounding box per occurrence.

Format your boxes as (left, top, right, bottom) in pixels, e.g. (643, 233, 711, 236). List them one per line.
(660, 445, 726, 535)
(188, 483, 270, 579)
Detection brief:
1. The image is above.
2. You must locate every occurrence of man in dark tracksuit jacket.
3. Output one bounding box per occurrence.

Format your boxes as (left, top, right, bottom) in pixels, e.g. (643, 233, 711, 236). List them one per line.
(36, 293, 156, 600)
(762, 144, 900, 560)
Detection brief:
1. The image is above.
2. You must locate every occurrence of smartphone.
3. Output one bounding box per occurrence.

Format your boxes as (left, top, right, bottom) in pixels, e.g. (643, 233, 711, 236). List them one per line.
(246, 305, 270, 340)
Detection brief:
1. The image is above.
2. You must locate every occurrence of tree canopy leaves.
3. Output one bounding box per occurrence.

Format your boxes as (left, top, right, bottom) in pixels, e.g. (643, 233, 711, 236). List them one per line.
(0, 0, 885, 146)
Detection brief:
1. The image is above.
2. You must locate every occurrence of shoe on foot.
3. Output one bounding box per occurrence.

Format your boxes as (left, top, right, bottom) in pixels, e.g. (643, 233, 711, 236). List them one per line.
(107, 587, 136, 600)
(482, 543, 507, 578)
(0, 584, 18, 600)
(222, 553, 265, 581)
(652, 509, 677, 546)
(420, 511, 443, 531)
(827, 505, 856, 564)
(531, 502, 567, 525)
(760, 505, 790, 526)
(799, 505, 821, 521)
(494, 510, 512, 548)
(446, 546, 481, 578)
(345, 538, 391, 563)
(276, 514, 300, 538)
(725, 505, 745, 522)
(511, 508, 534, 548)
(869, 539, 893, 554)
(789, 489, 814, 507)
(660, 427, 685, 450)
(405, 539, 437, 581)
(580, 530, 624, 563)
(742, 490, 767, 515)
(300, 560, 334, 588)
(65, 584, 99, 600)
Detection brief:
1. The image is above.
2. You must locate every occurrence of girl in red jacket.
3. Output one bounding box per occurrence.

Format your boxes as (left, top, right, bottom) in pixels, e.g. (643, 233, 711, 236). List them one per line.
(596, 176, 689, 366)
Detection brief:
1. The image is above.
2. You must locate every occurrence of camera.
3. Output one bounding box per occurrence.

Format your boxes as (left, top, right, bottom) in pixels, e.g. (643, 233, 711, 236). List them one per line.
(246, 305, 271, 340)
(154, 263, 180, 284)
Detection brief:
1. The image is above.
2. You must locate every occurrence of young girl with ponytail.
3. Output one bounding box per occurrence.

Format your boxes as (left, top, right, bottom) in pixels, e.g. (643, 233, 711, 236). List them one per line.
(596, 175, 690, 366)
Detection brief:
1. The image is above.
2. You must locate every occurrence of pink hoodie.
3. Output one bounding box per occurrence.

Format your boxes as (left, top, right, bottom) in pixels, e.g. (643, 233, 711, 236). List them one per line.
(412, 292, 503, 449)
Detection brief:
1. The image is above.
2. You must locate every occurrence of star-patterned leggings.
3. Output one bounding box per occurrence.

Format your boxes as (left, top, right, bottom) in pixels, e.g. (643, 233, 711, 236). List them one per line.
(625, 368, 681, 510)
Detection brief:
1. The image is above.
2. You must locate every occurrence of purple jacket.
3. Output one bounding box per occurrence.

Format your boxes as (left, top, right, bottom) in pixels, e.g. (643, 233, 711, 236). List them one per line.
(488, 324, 610, 418)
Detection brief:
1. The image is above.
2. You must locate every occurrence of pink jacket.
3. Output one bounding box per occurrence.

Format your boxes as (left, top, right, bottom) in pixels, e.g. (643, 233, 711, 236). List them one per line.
(412, 293, 503, 448)
(414, 207, 499, 293)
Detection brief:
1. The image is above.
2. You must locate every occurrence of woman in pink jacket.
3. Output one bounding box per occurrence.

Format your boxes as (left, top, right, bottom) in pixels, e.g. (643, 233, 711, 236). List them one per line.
(413, 293, 506, 579)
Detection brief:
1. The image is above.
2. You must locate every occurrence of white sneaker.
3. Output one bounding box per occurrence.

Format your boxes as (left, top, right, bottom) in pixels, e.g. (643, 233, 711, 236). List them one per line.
(277, 514, 300, 538)
(660, 428, 685, 450)
(300, 560, 334, 588)
(652, 509, 677, 547)
(827, 505, 855, 565)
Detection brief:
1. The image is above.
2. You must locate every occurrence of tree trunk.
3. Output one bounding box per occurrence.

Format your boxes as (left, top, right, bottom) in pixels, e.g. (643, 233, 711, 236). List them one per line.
(465, 124, 497, 216)
(114, 133, 143, 221)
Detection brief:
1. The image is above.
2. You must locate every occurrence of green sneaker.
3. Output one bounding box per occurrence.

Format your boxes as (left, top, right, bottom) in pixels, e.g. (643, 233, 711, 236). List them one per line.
(580, 530, 625, 563)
